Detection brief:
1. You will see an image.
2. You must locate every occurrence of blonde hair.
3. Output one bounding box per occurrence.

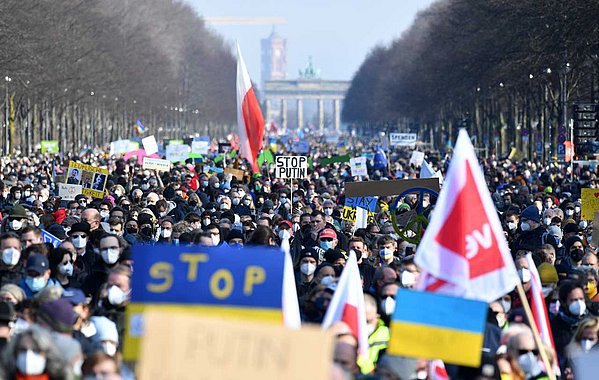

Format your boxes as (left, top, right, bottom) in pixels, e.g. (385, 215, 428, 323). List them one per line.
(572, 317, 599, 343)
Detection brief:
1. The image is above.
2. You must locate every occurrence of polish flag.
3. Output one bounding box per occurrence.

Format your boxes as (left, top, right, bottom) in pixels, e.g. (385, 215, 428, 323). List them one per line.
(525, 254, 557, 359)
(429, 360, 449, 380)
(415, 129, 519, 303)
(236, 43, 264, 173)
(322, 251, 369, 357)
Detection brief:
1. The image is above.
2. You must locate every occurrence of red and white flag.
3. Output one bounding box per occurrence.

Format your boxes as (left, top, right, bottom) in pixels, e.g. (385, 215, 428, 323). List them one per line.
(236, 43, 264, 173)
(415, 129, 519, 303)
(321, 251, 369, 357)
(525, 254, 557, 357)
(429, 360, 450, 380)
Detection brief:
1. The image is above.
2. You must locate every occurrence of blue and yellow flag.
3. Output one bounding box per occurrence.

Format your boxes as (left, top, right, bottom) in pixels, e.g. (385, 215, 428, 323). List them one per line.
(388, 290, 487, 367)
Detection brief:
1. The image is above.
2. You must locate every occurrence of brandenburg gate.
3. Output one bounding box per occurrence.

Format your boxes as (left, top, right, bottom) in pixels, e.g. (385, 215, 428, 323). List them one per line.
(263, 62, 350, 133)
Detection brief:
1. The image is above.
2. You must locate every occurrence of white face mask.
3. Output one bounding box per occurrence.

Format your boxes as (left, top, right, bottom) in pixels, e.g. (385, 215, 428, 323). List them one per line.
(9, 220, 23, 231)
(232, 198, 240, 206)
(220, 203, 230, 210)
(211, 234, 220, 246)
(107, 285, 128, 306)
(101, 248, 120, 265)
(566, 209, 574, 216)
(300, 263, 316, 276)
(401, 271, 416, 287)
(2, 247, 20, 266)
(520, 222, 531, 232)
(517, 352, 542, 376)
(243, 199, 251, 206)
(160, 229, 172, 238)
(72, 237, 87, 249)
(59, 262, 74, 277)
(569, 299, 586, 316)
(278, 229, 291, 241)
(575, 206, 581, 214)
(202, 218, 211, 226)
(507, 222, 517, 231)
(544, 217, 552, 226)
(381, 296, 396, 316)
(323, 208, 333, 216)
(582, 339, 596, 352)
(17, 350, 46, 375)
(320, 275, 335, 287)
(102, 341, 117, 357)
(100, 211, 110, 219)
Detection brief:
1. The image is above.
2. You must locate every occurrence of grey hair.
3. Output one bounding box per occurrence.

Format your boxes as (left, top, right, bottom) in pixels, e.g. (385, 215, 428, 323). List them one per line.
(2, 324, 74, 379)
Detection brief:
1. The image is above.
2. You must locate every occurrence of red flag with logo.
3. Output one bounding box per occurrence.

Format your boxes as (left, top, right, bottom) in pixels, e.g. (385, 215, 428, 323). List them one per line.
(415, 129, 519, 303)
(236, 43, 264, 173)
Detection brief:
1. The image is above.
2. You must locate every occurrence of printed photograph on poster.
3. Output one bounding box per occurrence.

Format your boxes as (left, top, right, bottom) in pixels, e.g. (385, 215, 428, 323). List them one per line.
(67, 168, 81, 184)
(81, 171, 94, 189)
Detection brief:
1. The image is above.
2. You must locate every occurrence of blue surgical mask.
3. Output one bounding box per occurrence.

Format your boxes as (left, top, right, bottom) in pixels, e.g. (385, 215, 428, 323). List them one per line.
(25, 276, 47, 293)
(320, 240, 333, 250)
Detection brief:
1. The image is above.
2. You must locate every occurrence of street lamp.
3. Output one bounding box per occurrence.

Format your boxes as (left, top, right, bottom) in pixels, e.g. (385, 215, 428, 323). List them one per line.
(4, 76, 11, 155)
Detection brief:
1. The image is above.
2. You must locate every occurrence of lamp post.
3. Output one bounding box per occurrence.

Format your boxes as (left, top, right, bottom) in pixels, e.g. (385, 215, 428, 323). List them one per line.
(4, 76, 11, 156)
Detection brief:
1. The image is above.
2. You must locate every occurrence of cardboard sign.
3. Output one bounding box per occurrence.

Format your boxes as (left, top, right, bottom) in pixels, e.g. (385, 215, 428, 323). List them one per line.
(390, 133, 417, 147)
(142, 157, 171, 172)
(409, 150, 425, 167)
(342, 196, 377, 223)
(138, 312, 332, 380)
(41, 140, 59, 154)
(166, 144, 190, 163)
(345, 178, 440, 198)
(41, 230, 62, 248)
(275, 156, 308, 179)
(191, 140, 210, 155)
(581, 188, 599, 220)
(65, 162, 109, 199)
(124, 245, 286, 361)
(225, 168, 245, 181)
(58, 183, 82, 201)
(142, 135, 159, 155)
(350, 157, 368, 177)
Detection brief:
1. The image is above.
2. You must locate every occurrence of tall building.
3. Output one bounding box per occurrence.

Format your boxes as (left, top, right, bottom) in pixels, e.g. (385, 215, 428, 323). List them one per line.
(261, 29, 286, 91)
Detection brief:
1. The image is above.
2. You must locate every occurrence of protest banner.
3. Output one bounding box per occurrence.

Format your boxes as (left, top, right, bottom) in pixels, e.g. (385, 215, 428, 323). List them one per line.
(275, 156, 308, 179)
(342, 196, 377, 223)
(320, 154, 351, 166)
(225, 168, 245, 181)
(581, 188, 599, 220)
(166, 144, 190, 163)
(142, 157, 171, 172)
(138, 312, 332, 380)
(109, 139, 131, 155)
(291, 140, 310, 153)
(191, 140, 210, 155)
(390, 133, 417, 147)
(41, 140, 59, 154)
(58, 183, 82, 201)
(65, 161, 109, 199)
(350, 156, 367, 177)
(388, 290, 487, 367)
(41, 230, 61, 248)
(345, 178, 440, 198)
(141, 135, 158, 155)
(409, 150, 425, 167)
(124, 245, 287, 361)
(218, 142, 232, 153)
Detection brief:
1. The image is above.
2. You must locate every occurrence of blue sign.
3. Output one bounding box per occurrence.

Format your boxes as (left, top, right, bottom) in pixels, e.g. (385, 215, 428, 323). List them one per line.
(131, 245, 285, 309)
(345, 196, 378, 212)
(41, 230, 61, 248)
(292, 141, 310, 153)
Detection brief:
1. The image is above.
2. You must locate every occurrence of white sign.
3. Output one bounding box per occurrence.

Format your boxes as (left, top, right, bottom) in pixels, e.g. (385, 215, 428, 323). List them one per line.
(58, 183, 82, 201)
(142, 135, 159, 155)
(350, 157, 368, 177)
(166, 144, 190, 162)
(143, 157, 172, 172)
(390, 133, 417, 147)
(409, 150, 425, 167)
(110, 139, 131, 155)
(275, 156, 308, 179)
(191, 140, 210, 155)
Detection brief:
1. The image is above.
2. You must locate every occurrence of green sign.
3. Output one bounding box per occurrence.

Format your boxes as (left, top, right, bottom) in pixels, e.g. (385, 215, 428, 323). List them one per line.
(41, 140, 59, 154)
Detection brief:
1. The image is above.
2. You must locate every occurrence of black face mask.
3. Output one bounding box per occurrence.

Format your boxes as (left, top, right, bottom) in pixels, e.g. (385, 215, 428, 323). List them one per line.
(126, 226, 138, 234)
(571, 248, 584, 262)
(140, 226, 153, 237)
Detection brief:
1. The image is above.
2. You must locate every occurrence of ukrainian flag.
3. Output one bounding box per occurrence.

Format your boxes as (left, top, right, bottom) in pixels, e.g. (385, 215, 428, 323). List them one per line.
(388, 290, 487, 367)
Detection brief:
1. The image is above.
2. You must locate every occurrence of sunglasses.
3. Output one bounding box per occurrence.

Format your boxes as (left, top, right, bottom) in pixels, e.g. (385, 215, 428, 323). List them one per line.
(518, 349, 539, 356)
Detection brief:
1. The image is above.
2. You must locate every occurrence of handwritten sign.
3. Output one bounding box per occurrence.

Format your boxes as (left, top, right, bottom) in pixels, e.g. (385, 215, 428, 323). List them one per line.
(275, 156, 308, 179)
(142, 157, 171, 172)
(65, 162, 109, 199)
(124, 245, 286, 361)
(350, 157, 367, 177)
(581, 188, 599, 220)
(58, 183, 82, 201)
(342, 196, 377, 223)
(138, 312, 332, 380)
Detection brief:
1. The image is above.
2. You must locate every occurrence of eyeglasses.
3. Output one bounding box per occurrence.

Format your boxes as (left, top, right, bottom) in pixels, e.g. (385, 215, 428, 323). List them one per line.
(320, 238, 333, 242)
(518, 349, 539, 356)
(72, 234, 87, 239)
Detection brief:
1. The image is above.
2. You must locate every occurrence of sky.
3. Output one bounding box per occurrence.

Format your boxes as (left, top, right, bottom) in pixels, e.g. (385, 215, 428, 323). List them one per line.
(185, 0, 437, 89)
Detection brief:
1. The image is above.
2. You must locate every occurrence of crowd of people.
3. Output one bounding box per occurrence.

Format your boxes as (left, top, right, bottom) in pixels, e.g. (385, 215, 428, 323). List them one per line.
(0, 136, 596, 379)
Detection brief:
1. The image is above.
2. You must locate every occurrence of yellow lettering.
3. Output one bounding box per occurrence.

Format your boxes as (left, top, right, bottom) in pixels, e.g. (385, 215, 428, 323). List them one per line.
(243, 266, 266, 296)
(147, 262, 173, 293)
(180, 253, 209, 281)
(210, 269, 233, 299)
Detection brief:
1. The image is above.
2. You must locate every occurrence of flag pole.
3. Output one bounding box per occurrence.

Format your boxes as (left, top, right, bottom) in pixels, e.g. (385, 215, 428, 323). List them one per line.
(515, 282, 556, 380)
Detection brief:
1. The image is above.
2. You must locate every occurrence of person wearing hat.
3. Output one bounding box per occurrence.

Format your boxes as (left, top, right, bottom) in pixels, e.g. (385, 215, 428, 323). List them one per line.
(295, 248, 320, 300)
(5, 204, 30, 233)
(513, 205, 553, 253)
(0, 301, 16, 351)
(0, 232, 25, 287)
(19, 253, 61, 298)
(318, 228, 339, 251)
(225, 229, 244, 247)
(0, 284, 26, 305)
(556, 236, 585, 281)
(68, 221, 96, 280)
